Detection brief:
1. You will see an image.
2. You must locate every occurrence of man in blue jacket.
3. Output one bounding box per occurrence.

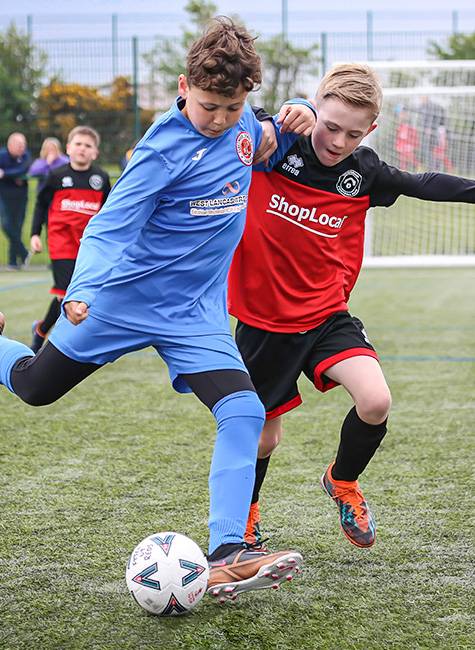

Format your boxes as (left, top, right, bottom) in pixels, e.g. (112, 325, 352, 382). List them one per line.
(0, 132, 32, 269)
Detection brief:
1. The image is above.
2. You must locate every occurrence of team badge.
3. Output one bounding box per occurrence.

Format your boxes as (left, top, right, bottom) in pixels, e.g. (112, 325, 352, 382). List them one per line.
(336, 170, 362, 197)
(89, 174, 104, 190)
(235, 131, 253, 166)
(61, 176, 73, 188)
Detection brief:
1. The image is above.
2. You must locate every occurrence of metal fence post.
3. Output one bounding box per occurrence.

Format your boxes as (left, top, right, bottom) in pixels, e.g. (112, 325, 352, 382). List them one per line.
(321, 32, 327, 75)
(112, 13, 118, 79)
(132, 36, 140, 141)
(366, 10, 374, 61)
(452, 10, 459, 34)
(27, 14, 33, 39)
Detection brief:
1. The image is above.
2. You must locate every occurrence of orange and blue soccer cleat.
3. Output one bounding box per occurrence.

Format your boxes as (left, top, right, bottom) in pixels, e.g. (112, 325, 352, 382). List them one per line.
(320, 462, 376, 548)
(207, 542, 303, 603)
(244, 501, 264, 546)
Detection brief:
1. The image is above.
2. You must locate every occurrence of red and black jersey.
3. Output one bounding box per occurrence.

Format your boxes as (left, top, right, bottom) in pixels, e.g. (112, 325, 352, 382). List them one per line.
(31, 163, 111, 260)
(228, 138, 475, 333)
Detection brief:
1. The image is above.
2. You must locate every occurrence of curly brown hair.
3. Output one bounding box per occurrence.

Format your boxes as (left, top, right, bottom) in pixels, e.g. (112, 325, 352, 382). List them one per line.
(186, 16, 261, 97)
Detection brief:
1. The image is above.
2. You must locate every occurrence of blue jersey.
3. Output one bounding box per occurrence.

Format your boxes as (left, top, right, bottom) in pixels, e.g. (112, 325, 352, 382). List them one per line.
(64, 99, 264, 336)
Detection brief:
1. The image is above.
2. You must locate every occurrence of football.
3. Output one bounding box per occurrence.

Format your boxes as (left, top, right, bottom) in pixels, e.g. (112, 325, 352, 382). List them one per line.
(125, 532, 209, 616)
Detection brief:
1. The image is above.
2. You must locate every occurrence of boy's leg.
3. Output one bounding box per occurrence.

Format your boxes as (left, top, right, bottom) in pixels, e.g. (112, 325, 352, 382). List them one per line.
(245, 416, 283, 545)
(31, 298, 62, 353)
(321, 355, 391, 548)
(10, 342, 101, 405)
(180, 369, 303, 601)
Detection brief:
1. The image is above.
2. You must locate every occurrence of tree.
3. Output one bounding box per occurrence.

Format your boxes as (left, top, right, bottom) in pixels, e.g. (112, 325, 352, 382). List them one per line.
(142, 0, 319, 114)
(142, 0, 217, 108)
(36, 76, 155, 164)
(0, 23, 47, 143)
(428, 32, 475, 60)
(256, 36, 319, 114)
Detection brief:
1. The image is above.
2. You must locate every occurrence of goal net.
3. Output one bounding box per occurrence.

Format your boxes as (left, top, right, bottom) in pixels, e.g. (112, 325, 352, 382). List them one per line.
(362, 60, 475, 266)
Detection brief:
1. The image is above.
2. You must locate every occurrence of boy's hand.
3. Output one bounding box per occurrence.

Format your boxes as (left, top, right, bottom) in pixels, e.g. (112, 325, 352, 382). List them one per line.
(253, 120, 278, 165)
(64, 301, 89, 325)
(277, 103, 316, 135)
(30, 235, 42, 253)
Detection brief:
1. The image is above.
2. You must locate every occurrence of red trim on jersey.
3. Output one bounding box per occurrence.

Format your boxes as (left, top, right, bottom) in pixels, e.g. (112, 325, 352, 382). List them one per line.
(266, 394, 302, 420)
(228, 171, 370, 333)
(49, 287, 66, 298)
(313, 347, 380, 393)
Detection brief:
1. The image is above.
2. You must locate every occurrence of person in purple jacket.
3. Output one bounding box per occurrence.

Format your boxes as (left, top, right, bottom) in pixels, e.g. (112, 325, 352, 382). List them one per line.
(29, 137, 69, 193)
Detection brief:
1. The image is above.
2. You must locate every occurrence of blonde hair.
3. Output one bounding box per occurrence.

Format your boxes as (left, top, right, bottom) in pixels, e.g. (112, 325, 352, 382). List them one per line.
(67, 126, 100, 148)
(39, 137, 63, 159)
(316, 63, 383, 121)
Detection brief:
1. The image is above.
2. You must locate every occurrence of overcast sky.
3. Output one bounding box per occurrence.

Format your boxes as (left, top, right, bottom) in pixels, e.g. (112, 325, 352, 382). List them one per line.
(4, 0, 475, 14)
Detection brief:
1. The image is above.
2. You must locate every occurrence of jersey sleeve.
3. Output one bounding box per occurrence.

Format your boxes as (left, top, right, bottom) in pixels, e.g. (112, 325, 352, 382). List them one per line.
(253, 99, 315, 172)
(31, 173, 55, 237)
(371, 158, 475, 207)
(64, 144, 172, 308)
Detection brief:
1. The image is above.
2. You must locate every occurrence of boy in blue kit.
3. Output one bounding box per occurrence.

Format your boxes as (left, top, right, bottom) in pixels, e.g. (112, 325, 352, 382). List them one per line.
(0, 18, 312, 603)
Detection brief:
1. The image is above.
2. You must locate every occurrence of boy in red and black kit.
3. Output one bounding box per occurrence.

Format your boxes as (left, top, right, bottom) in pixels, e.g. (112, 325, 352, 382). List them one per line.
(229, 64, 475, 549)
(30, 126, 110, 352)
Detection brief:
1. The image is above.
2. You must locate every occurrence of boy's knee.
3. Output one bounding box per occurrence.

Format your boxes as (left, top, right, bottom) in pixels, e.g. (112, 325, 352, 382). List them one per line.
(258, 419, 282, 457)
(357, 388, 392, 424)
(15, 384, 53, 407)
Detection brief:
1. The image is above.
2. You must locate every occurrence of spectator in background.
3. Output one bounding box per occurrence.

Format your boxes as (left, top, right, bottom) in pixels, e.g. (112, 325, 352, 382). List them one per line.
(29, 137, 69, 193)
(417, 95, 448, 169)
(395, 107, 420, 170)
(0, 132, 31, 270)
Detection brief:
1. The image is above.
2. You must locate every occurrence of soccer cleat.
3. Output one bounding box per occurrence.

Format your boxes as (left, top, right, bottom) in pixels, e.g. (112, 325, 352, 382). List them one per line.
(244, 501, 264, 547)
(207, 543, 303, 602)
(31, 320, 46, 353)
(0, 312, 4, 335)
(320, 462, 376, 548)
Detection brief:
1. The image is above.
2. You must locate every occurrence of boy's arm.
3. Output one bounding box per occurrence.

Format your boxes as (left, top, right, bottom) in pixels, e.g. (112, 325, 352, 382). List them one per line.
(31, 175, 55, 237)
(372, 160, 475, 206)
(252, 99, 315, 167)
(64, 144, 171, 313)
(101, 172, 112, 206)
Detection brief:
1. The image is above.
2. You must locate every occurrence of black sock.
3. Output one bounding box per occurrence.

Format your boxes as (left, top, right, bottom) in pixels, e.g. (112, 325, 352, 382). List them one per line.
(207, 542, 243, 561)
(332, 406, 387, 482)
(39, 298, 62, 336)
(251, 455, 271, 504)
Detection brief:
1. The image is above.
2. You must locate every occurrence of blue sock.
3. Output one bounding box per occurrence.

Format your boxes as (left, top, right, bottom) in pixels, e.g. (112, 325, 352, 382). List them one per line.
(0, 336, 34, 392)
(208, 390, 265, 555)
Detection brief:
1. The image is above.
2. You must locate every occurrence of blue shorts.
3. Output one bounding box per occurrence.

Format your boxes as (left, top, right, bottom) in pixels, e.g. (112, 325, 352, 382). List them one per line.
(49, 314, 248, 393)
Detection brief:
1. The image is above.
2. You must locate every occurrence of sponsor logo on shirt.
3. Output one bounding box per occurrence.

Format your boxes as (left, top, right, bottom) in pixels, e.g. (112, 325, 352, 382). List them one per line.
(192, 148, 207, 161)
(61, 176, 73, 188)
(89, 174, 104, 190)
(235, 131, 253, 166)
(282, 154, 304, 177)
(266, 193, 348, 237)
(222, 180, 240, 195)
(336, 170, 362, 197)
(60, 198, 101, 216)
(189, 194, 247, 216)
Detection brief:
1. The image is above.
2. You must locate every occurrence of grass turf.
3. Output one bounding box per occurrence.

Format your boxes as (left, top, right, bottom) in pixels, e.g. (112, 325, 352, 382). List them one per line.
(0, 267, 474, 649)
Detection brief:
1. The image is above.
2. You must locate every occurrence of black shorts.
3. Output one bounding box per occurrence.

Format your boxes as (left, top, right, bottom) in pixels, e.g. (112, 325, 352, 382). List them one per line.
(235, 311, 378, 419)
(50, 259, 76, 298)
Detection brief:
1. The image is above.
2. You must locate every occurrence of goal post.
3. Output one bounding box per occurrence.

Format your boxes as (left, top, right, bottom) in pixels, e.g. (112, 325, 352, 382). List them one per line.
(361, 60, 475, 267)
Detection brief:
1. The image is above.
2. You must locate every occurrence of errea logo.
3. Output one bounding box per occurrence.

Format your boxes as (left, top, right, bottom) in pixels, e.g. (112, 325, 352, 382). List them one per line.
(336, 170, 362, 197)
(282, 154, 304, 177)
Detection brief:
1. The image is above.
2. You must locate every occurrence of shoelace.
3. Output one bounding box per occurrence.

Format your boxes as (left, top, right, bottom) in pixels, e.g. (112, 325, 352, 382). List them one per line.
(332, 486, 368, 522)
(244, 538, 270, 551)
